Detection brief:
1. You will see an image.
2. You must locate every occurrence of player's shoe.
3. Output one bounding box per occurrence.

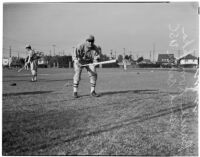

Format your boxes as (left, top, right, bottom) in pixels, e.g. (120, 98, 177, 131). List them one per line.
(31, 78, 37, 82)
(90, 91, 100, 97)
(73, 92, 79, 98)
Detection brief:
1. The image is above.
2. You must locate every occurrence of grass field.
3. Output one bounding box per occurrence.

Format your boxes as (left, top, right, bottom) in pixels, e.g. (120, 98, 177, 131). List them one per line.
(2, 67, 198, 155)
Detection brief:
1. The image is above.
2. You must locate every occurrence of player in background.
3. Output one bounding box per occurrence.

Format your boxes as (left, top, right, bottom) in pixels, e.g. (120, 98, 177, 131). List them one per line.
(8, 57, 12, 68)
(25, 45, 38, 82)
(123, 53, 127, 71)
(72, 35, 101, 98)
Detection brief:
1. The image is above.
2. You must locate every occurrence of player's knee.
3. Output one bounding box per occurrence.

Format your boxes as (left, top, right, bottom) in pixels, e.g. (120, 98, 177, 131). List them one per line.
(91, 72, 97, 77)
(94, 73, 97, 80)
(90, 75, 97, 83)
(73, 75, 81, 83)
(31, 70, 36, 76)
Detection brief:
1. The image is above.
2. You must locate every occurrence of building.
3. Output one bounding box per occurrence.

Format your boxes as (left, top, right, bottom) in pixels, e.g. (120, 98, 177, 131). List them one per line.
(178, 54, 198, 68)
(38, 57, 48, 68)
(2, 58, 9, 67)
(139, 59, 152, 64)
(157, 54, 175, 67)
(137, 58, 160, 68)
(38, 57, 47, 65)
(157, 54, 175, 64)
(118, 61, 132, 68)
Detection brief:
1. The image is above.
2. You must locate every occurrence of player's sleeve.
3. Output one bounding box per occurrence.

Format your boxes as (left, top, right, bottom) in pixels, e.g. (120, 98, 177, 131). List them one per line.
(72, 44, 82, 61)
(27, 51, 32, 63)
(25, 56, 29, 62)
(93, 46, 101, 62)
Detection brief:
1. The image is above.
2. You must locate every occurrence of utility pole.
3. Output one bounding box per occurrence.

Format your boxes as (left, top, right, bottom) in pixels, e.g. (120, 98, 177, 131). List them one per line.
(123, 48, 126, 60)
(8, 46, 12, 68)
(110, 49, 113, 59)
(153, 43, 155, 62)
(178, 49, 181, 58)
(52, 44, 56, 56)
(72, 47, 75, 55)
(150, 51, 151, 61)
(128, 51, 131, 61)
(9, 46, 12, 57)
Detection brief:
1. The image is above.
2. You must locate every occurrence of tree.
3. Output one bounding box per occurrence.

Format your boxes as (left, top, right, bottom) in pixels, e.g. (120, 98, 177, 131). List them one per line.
(101, 54, 110, 61)
(128, 55, 133, 61)
(57, 56, 72, 68)
(118, 55, 123, 62)
(10, 57, 24, 67)
(97, 46, 102, 54)
(124, 55, 129, 60)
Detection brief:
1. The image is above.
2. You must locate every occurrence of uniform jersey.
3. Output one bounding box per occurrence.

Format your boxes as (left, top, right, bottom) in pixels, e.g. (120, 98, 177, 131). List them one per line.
(27, 49, 40, 62)
(73, 42, 100, 64)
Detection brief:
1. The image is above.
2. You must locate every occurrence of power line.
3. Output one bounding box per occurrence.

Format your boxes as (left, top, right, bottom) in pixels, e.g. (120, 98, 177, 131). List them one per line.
(3, 36, 69, 49)
(3, 47, 26, 53)
(3, 36, 51, 47)
(52, 44, 56, 56)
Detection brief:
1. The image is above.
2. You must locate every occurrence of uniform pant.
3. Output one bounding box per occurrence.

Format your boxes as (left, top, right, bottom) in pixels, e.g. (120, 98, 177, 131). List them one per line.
(30, 60, 38, 76)
(123, 60, 127, 70)
(73, 62, 97, 89)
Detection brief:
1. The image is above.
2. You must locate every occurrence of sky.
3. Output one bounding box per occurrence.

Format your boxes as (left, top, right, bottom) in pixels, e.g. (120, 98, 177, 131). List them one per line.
(3, 2, 199, 59)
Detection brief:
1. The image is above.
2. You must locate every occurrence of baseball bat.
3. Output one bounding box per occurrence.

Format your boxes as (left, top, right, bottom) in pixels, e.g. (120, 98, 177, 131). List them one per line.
(18, 66, 26, 72)
(81, 59, 117, 67)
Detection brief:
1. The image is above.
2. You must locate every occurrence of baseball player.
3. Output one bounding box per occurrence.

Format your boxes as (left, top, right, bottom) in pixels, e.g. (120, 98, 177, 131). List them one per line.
(72, 35, 101, 98)
(8, 57, 12, 68)
(25, 45, 38, 82)
(123, 53, 127, 71)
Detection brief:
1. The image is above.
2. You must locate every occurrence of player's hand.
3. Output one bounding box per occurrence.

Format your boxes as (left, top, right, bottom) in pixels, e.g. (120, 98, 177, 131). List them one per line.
(93, 55, 100, 63)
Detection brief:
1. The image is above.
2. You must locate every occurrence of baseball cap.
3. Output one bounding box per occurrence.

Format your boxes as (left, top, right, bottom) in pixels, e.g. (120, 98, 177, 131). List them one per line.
(86, 35, 95, 42)
(25, 45, 31, 49)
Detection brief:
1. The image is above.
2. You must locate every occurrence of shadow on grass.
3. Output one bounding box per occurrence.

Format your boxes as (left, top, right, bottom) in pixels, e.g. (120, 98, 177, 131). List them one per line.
(47, 89, 180, 105)
(38, 79, 73, 82)
(3, 79, 31, 82)
(100, 89, 159, 96)
(44, 89, 160, 105)
(3, 79, 72, 83)
(3, 75, 30, 78)
(100, 90, 182, 96)
(3, 91, 53, 97)
(7, 103, 195, 154)
(60, 103, 196, 143)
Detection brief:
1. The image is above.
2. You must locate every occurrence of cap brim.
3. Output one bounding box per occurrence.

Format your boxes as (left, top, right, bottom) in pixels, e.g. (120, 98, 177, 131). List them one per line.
(86, 39, 94, 42)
